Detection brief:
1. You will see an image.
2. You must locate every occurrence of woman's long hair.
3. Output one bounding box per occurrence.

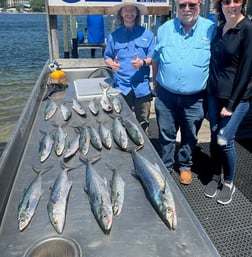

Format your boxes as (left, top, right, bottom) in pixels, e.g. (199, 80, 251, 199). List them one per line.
(214, 0, 247, 22)
(117, 7, 141, 26)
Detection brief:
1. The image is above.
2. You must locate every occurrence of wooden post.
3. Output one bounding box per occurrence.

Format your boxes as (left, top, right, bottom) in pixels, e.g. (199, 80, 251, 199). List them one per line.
(70, 15, 78, 58)
(63, 16, 70, 58)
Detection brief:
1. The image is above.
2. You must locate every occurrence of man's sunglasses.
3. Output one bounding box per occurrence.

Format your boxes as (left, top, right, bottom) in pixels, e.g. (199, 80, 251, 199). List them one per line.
(222, 0, 242, 5)
(178, 2, 198, 9)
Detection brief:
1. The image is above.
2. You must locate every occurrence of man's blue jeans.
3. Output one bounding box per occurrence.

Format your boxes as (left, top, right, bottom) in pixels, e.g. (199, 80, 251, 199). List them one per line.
(207, 95, 250, 182)
(155, 86, 205, 172)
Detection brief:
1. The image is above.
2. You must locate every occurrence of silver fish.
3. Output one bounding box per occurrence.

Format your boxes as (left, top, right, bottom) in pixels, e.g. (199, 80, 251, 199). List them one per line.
(47, 165, 73, 234)
(131, 149, 177, 230)
(122, 117, 144, 146)
(99, 122, 112, 149)
(18, 166, 52, 231)
(44, 98, 57, 121)
(89, 127, 102, 151)
(63, 133, 80, 159)
(54, 125, 67, 156)
(112, 95, 122, 114)
(80, 155, 113, 232)
(78, 125, 90, 155)
(72, 98, 86, 116)
(107, 164, 125, 217)
(88, 99, 99, 116)
(60, 103, 72, 121)
(100, 83, 113, 112)
(112, 117, 128, 151)
(39, 131, 54, 163)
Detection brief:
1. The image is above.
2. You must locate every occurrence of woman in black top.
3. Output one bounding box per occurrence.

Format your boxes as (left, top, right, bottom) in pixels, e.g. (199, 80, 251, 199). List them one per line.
(204, 0, 252, 204)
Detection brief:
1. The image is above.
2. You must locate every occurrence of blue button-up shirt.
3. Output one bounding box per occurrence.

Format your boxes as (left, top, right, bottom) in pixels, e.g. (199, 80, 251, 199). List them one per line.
(153, 16, 216, 95)
(104, 25, 155, 97)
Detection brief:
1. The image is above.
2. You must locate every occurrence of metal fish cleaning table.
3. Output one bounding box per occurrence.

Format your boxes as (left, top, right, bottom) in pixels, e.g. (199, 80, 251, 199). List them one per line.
(0, 61, 220, 257)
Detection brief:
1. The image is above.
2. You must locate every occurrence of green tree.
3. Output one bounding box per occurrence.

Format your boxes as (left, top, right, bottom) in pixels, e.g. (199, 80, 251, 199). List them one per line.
(31, 0, 45, 12)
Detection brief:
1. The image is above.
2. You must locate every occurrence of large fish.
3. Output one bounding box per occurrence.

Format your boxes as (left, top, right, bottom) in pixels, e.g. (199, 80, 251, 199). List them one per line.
(88, 98, 99, 116)
(89, 127, 102, 151)
(63, 133, 80, 159)
(112, 117, 128, 151)
(122, 117, 144, 146)
(60, 103, 72, 121)
(44, 98, 57, 121)
(130, 149, 177, 230)
(98, 122, 112, 149)
(17, 166, 52, 231)
(72, 97, 86, 116)
(112, 95, 122, 114)
(39, 131, 54, 163)
(78, 125, 91, 155)
(100, 83, 113, 112)
(47, 164, 74, 234)
(53, 124, 67, 156)
(80, 155, 113, 233)
(107, 164, 125, 217)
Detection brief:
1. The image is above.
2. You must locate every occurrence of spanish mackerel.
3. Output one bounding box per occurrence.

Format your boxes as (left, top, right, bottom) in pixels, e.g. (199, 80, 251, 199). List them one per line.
(72, 97, 86, 116)
(44, 98, 57, 121)
(112, 117, 128, 151)
(17, 166, 52, 231)
(39, 131, 54, 163)
(122, 117, 144, 146)
(130, 149, 177, 230)
(107, 164, 125, 216)
(80, 155, 113, 233)
(47, 164, 75, 234)
(100, 83, 113, 112)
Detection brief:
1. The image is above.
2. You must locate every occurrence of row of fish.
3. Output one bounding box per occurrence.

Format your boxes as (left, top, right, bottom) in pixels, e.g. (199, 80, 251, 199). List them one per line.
(18, 159, 126, 234)
(39, 116, 145, 163)
(44, 84, 122, 122)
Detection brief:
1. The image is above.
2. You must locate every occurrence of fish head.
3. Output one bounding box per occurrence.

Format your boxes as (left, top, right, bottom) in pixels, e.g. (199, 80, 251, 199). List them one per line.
(161, 194, 177, 230)
(18, 212, 32, 231)
(49, 206, 65, 234)
(99, 205, 113, 232)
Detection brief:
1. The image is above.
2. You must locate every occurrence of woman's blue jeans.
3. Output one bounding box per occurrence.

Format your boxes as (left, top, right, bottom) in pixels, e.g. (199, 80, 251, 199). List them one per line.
(207, 95, 250, 182)
(155, 86, 205, 172)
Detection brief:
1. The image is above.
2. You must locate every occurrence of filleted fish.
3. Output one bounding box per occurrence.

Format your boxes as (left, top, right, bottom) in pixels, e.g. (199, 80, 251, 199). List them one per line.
(72, 97, 86, 116)
(80, 155, 113, 233)
(122, 117, 144, 146)
(112, 117, 128, 151)
(44, 98, 57, 121)
(39, 131, 54, 163)
(100, 83, 113, 112)
(17, 166, 52, 231)
(107, 164, 125, 217)
(47, 164, 73, 234)
(130, 148, 177, 230)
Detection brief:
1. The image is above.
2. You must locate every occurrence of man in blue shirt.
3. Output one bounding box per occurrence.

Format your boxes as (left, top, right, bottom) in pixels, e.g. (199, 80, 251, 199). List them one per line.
(152, 0, 216, 184)
(104, 0, 155, 134)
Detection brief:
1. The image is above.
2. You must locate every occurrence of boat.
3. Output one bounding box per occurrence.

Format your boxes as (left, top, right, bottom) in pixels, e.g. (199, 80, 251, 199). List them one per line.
(0, 1, 221, 256)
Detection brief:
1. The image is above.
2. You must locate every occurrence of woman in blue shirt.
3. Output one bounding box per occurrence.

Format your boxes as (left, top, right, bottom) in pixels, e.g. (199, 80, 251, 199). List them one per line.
(104, 0, 155, 134)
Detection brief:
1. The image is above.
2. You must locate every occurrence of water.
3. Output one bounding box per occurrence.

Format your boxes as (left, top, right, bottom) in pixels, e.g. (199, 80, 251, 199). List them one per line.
(0, 13, 114, 147)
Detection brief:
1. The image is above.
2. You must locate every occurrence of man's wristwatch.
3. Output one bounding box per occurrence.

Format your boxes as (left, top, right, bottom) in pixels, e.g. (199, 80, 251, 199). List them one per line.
(142, 59, 146, 66)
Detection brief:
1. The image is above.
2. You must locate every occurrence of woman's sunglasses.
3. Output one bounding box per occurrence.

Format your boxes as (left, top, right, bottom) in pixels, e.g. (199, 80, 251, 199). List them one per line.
(222, 0, 242, 5)
(178, 3, 198, 9)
